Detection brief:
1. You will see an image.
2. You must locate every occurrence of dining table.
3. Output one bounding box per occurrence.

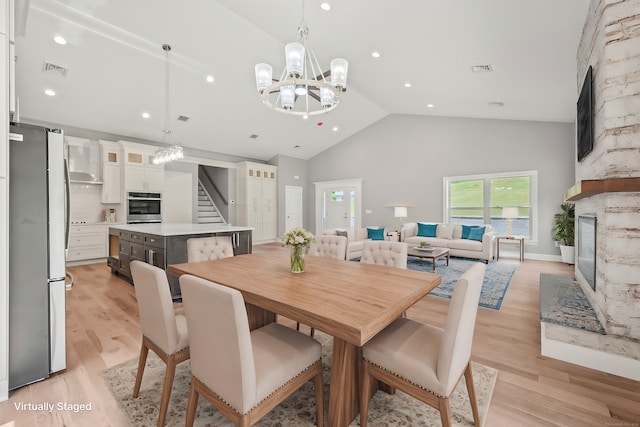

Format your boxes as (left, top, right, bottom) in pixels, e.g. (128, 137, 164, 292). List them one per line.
(168, 249, 441, 427)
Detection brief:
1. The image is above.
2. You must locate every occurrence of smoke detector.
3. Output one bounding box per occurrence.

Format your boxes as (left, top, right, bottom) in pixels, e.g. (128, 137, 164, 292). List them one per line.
(177, 115, 190, 122)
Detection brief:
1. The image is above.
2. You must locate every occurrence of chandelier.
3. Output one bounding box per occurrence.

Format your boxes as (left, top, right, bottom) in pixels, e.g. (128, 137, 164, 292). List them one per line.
(153, 43, 184, 165)
(254, 2, 348, 117)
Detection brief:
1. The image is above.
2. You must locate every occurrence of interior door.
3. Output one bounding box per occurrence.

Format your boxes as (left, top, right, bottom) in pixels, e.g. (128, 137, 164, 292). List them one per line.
(285, 185, 303, 232)
(324, 187, 355, 231)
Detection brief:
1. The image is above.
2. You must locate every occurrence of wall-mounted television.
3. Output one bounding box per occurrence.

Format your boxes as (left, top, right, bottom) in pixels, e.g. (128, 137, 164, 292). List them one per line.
(577, 65, 594, 162)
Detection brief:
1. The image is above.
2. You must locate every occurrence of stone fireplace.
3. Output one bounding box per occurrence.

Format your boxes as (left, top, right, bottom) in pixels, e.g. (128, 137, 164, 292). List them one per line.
(570, 0, 640, 341)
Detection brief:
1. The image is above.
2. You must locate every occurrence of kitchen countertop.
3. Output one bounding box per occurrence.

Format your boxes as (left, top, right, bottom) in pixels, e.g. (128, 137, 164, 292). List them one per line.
(108, 223, 254, 236)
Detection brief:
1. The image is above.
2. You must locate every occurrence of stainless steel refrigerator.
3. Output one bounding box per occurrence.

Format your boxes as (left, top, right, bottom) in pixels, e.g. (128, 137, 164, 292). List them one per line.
(9, 122, 68, 390)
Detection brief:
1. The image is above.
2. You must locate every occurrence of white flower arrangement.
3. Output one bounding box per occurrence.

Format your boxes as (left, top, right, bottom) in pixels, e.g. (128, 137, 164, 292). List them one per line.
(282, 227, 315, 247)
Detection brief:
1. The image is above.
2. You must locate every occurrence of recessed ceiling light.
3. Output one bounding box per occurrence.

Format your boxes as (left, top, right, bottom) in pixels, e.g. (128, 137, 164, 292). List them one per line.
(371, 51, 381, 58)
(44, 89, 56, 96)
(206, 75, 215, 83)
(142, 112, 150, 119)
(404, 83, 412, 88)
(427, 104, 434, 108)
(332, 126, 339, 132)
(302, 114, 309, 120)
(320, 2, 331, 11)
(53, 36, 67, 45)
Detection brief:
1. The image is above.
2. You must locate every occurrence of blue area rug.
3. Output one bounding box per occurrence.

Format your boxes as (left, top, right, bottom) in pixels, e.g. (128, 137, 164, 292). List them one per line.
(539, 273, 605, 334)
(407, 257, 516, 310)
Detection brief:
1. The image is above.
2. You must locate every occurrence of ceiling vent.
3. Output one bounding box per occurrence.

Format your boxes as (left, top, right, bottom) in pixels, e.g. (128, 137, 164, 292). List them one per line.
(249, 134, 259, 139)
(471, 64, 492, 73)
(177, 115, 189, 122)
(488, 101, 504, 107)
(42, 61, 68, 77)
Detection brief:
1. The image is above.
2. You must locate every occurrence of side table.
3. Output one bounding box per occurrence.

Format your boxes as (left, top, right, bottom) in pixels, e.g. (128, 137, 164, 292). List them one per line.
(496, 236, 525, 261)
(386, 231, 400, 242)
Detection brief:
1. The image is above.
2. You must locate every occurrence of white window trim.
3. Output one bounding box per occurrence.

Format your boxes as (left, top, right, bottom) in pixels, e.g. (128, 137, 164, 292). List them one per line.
(443, 170, 539, 244)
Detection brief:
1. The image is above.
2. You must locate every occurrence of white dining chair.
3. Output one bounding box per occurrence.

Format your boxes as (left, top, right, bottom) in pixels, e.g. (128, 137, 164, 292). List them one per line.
(360, 240, 408, 269)
(186, 235, 234, 262)
(360, 263, 486, 427)
(180, 274, 324, 427)
(307, 234, 348, 260)
(130, 260, 190, 427)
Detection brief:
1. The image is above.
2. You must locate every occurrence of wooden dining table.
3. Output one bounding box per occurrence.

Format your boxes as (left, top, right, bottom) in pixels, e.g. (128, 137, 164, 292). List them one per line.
(168, 249, 441, 427)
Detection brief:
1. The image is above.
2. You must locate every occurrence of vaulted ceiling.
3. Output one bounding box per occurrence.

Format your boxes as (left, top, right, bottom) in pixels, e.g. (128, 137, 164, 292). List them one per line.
(14, 0, 590, 160)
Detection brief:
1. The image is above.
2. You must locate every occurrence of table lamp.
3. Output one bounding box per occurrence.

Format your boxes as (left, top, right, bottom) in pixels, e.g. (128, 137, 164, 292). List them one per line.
(394, 206, 408, 232)
(502, 206, 518, 237)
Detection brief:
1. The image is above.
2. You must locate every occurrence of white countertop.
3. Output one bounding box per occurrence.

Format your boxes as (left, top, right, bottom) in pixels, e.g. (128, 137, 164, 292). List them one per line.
(108, 223, 254, 236)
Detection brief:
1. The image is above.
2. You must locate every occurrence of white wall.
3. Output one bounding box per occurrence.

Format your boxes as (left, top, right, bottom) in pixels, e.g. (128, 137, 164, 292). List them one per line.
(1, 0, 10, 402)
(307, 114, 576, 257)
(163, 170, 193, 223)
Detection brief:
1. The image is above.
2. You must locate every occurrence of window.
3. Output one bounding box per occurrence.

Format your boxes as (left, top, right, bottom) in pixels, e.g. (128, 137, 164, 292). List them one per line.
(444, 171, 538, 240)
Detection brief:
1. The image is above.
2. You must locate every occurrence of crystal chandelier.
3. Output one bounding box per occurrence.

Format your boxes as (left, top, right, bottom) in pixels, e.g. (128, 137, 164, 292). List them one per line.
(153, 44, 184, 165)
(254, 2, 348, 117)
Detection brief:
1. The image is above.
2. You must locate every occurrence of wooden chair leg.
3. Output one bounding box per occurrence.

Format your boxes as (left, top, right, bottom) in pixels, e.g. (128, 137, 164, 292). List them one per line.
(157, 354, 177, 427)
(464, 363, 481, 426)
(314, 370, 324, 427)
(360, 363, 372, 427)
(185, 377, 199, 427)
(439, 397, 452, 427)
(132, 341, 149, 398)
(310, 327, 315, 337)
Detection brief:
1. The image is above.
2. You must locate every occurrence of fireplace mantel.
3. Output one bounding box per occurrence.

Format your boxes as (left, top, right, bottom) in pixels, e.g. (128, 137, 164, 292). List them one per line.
(564, 177, 640, 201)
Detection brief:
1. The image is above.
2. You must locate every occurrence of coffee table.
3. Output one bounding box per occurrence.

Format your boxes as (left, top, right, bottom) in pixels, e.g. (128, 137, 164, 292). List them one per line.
(407, 246, 450, 272)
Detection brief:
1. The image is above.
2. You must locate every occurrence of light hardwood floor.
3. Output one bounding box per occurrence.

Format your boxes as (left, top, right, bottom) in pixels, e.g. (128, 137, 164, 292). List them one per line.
(1, 245, 639, 426)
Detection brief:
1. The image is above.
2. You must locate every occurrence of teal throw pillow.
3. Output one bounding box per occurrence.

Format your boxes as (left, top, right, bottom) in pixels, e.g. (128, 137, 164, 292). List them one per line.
(417, 223, 437, 237)
(468, 226, 485, 241)
(367, 227, 385, 241)
(462, 225, 473, 239)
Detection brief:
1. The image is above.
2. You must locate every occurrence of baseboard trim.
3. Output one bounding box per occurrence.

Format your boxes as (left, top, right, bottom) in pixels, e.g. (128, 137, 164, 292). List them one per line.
(541, 323, 640, 381)
(0, 379, 8, 402)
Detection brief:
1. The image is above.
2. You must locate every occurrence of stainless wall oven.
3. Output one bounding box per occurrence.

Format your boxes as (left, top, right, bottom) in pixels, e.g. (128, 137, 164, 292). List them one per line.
(127, 191, 162, 223)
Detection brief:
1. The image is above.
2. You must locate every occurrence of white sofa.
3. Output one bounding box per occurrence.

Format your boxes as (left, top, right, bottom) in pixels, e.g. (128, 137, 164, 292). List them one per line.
(323, 227, 388, 260)
(401, 222, 495, 263)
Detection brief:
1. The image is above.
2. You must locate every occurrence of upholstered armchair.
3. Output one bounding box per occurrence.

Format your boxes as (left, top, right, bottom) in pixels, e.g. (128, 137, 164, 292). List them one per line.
(180, 274, 324, 427)
(360, 263, 486, 427)
(186, 236, 234, 262)
(130, 261, 190, 427)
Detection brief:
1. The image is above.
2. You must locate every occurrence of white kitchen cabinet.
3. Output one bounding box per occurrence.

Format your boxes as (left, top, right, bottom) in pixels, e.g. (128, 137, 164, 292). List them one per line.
(236, 162, 277, 243)
(120, 141, 164, 192)
(66, 224, 107, 262)
(100, 141, 122, 204)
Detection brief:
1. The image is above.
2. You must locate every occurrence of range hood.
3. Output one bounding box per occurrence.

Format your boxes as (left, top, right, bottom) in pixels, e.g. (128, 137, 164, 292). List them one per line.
(68, 171, 103, 184)
(67, 141, 103, 184)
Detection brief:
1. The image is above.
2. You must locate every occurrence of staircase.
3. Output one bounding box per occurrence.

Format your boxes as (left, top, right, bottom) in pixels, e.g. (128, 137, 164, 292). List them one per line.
(197, 182, 225, 224)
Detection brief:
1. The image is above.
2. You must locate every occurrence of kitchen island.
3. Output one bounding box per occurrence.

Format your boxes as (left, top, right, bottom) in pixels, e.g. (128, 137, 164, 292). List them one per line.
(108, 223, 254, 297)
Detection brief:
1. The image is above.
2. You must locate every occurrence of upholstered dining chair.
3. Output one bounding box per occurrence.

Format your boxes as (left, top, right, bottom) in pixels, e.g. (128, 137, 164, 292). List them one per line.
(298, 234, 348, 336)
(359, 262, 486, 427)
(130, 260, 190, 427)
(307, 234, 348, 260)
(359, 240, 408, 269)
(186, 235, 234, 262)
(180, 274, 324, 427)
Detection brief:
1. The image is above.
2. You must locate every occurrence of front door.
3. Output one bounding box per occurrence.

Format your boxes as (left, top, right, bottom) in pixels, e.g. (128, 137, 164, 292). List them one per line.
(323, 187, 355, 231)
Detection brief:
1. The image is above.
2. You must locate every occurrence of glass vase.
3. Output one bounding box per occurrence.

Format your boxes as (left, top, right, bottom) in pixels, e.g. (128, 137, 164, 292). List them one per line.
(290, 245, 305, 273)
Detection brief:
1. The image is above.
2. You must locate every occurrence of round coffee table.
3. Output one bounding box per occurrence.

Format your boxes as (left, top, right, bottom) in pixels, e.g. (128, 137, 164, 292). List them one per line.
(407, 247, 450, 272)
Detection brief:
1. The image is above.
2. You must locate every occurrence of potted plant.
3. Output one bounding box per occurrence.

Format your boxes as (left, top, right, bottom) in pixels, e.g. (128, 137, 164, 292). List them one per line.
(553, 202, 575, 264)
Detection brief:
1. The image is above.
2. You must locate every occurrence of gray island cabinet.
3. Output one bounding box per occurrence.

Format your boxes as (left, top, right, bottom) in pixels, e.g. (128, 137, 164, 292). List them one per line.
(108, 223, 253, 297)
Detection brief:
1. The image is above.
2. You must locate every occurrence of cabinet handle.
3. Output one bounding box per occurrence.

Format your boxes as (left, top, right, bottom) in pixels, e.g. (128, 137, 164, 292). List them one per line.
(147, 249, 155, 265)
